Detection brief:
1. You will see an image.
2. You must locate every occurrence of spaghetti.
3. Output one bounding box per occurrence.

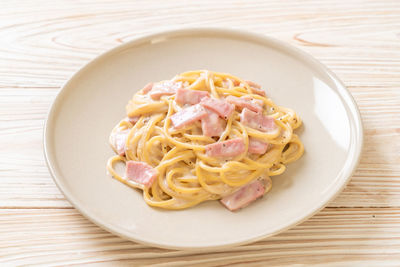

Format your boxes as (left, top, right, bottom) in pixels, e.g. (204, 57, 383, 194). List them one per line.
(107, 70, 304, 211)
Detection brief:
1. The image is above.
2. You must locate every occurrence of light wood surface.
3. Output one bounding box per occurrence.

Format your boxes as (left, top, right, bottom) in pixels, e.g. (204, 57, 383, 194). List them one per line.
(1, 0, 399, 265)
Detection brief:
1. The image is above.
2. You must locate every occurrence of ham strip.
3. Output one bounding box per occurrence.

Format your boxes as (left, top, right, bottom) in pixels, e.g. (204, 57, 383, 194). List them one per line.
(245, 80, 261, 89)
(205, 138, 245, 158)
(125, 161, 157, 187)
(220, 180, 265, 211)
(128, 116, 140, 125)
(170, 104, 207, 129)
(245, 80, 266, 96)
(200, 97, 235, 119)
(110, 129, 129, 156)
(176, 88, 209, 105)
(248, 138, 270, 154)
(149, 81, 182, 100)
(249, 87, 266, 96)
(226, 95, 263, 113)
(242, 96, 264, 107)
(201, 108, 225, 137)
(141, 82, 153, 94)
(240, 108, 276, 132)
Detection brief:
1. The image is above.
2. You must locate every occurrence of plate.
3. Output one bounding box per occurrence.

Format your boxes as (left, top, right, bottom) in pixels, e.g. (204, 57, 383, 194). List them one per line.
(44, 28, 363, 250)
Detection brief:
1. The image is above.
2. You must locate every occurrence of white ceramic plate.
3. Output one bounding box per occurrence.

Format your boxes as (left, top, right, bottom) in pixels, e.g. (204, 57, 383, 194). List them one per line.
(44, 28, 363, 250)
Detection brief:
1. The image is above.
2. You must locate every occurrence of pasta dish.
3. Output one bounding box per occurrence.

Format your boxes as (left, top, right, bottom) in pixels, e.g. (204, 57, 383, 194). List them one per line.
(107, 70, 304, 211)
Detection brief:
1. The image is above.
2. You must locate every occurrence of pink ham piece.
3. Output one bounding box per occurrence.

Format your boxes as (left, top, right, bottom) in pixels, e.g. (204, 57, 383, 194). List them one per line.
(149, 81, 183, 100)
(141, 82, 153, 94)
(125, 161, 157, 187)
(170, 104, 208, 129)
(249, 87, 266, 96)
(176, 88, 209, 105)
(128, 116, 140, 125)
(110, 129, 129, 156)
(245, 80, 261, 89)
(240, 108, 276, 132)
(226, 95, 263, 113)
(242, 96, 264, 107)
(205, 138, 245, 158)
(200, 97, 235, 119)
(245, 80, 266, 96)
(201, 108, 225, 137)
(248, 138, 270, 154)
(220, 180, 265, 211)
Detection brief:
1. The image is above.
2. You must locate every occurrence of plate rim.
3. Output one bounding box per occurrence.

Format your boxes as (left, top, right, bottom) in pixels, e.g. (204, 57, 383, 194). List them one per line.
(43, 27, 364, 250)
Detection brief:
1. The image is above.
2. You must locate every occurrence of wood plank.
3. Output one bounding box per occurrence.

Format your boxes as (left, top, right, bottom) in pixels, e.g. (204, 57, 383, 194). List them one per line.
(0, 208, 399, 266)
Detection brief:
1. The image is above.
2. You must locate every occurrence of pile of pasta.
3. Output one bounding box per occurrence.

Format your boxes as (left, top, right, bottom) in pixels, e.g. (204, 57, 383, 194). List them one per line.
(107, 70, 304, 210)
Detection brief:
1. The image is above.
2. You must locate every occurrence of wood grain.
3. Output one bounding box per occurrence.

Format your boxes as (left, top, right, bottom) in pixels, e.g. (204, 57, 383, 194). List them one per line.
(0, 0, 399, 265)
(1, 208, 400, 266)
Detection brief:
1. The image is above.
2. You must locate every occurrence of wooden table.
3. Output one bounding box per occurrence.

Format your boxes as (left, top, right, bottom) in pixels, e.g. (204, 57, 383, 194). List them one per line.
(1, 0, 400, 265)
